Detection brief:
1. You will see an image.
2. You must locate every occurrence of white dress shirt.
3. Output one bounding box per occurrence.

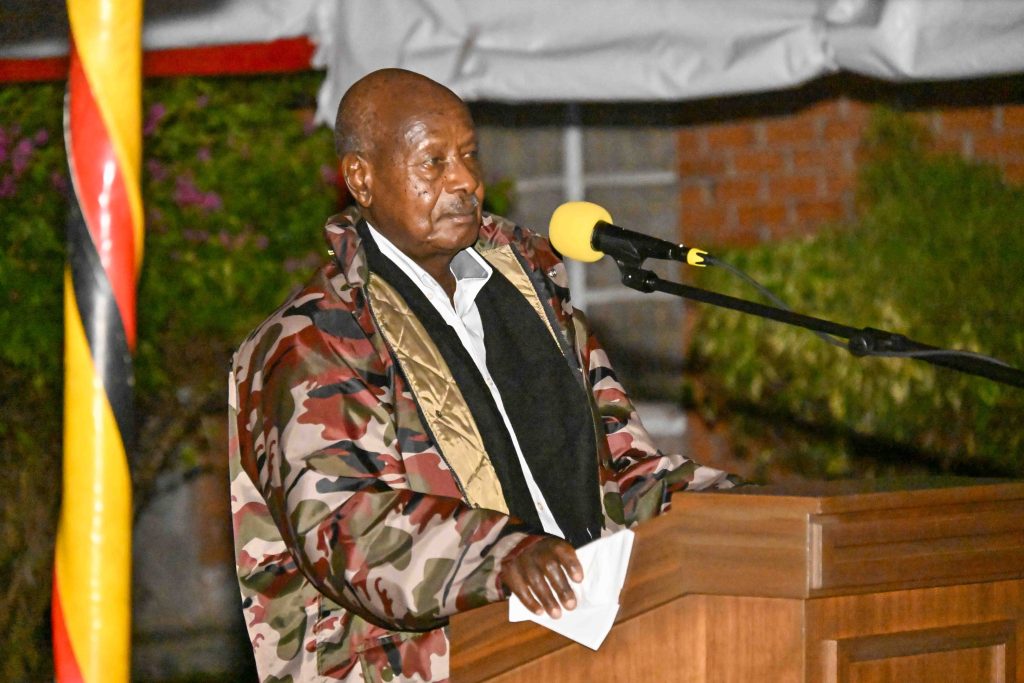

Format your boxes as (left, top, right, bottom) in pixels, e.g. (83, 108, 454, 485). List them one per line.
(367, 223, 565, 539)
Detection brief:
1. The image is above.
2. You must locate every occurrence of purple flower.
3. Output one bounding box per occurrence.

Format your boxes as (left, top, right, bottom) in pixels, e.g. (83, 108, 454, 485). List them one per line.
(182, 228, 210, 243)
(253, 234, 269, 250)
(33, 129, 49, 146)
(143, 102, 167, 136)
(0, 174, 15, 199)
(195, 94, 209, 109)
(172, 174, 219, 211)
(285, 252, 322, 273)
(199, 190, 222, 212)
(196, 146, 212, 163)
(11, 139, 33, 175)
(145, 158, 169, 182)
(319, 163, 338, 186)
(50, 171, 68, 194)
(174, 174, 203, 205)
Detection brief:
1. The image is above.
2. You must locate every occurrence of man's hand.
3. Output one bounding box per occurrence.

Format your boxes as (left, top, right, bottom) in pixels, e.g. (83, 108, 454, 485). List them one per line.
(500, 537, 583, 619)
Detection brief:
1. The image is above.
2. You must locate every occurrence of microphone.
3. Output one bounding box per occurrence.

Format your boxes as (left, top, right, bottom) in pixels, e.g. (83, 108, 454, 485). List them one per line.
(548, 201, 709, 266)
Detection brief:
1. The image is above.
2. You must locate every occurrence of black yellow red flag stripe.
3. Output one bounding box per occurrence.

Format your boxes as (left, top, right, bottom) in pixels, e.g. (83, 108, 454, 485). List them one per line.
(54, 1, 143, 680)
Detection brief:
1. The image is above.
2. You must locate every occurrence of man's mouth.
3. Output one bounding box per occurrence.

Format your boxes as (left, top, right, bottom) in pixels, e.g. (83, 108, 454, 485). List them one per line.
(443, 204, 480, 221)
(440, 195, 481, 223)
(445, 211, 479, 224)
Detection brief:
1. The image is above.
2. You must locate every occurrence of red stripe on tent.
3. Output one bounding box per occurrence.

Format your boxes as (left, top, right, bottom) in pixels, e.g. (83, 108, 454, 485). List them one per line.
(0, 56, 67, 82)
(52, 576, 85, 683)
(0, 36, 316, 83)
(144, 37, 316, 76)
(67, 49, 139, 348)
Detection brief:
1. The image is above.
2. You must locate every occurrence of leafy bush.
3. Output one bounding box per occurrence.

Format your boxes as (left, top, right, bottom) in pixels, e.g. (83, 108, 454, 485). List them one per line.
(1, 73, 337, 680)
(687, 108, 1024, 482)
(1, 82, 72, 679)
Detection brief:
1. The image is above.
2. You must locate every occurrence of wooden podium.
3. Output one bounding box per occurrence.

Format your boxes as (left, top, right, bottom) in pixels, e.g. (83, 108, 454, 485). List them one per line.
(450, 478, 1024, 682)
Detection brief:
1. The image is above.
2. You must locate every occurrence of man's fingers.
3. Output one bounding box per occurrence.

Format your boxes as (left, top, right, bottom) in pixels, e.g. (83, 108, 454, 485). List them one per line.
(553, 543, 584, 583)
(541, 556, 577, 610)
(524, 561, 563, 618)
(501, 537, 584, 619)
(504, 571, 543, 616)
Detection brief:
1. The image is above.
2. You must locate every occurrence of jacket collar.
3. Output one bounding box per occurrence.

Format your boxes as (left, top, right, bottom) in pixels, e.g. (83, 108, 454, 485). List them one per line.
(324, 206, 371, 290)
(323, 206, 516, 292)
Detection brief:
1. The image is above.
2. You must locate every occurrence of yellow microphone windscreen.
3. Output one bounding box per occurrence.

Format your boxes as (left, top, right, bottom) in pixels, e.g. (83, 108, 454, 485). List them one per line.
(548, 201, 613, 263)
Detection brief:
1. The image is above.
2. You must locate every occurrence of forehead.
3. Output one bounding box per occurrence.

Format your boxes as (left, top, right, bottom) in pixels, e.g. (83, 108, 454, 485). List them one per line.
(388, 98, 475, 149)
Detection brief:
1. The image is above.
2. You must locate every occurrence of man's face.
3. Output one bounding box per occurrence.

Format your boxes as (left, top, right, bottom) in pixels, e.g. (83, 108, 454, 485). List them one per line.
(364, 98, 485, 271)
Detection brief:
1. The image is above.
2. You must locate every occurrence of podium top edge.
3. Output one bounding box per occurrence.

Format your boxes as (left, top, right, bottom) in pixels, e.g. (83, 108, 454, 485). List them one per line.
(677, 476, 1024, 512)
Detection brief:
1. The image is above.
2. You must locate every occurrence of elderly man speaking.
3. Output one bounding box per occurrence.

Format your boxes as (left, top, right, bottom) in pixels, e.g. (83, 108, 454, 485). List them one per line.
(229, 68, 735, 682)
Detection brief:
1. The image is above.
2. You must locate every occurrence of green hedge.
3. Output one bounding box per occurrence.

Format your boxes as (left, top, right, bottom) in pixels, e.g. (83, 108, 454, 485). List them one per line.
(2, 81, 74, 679)
(1, 73, 338, 680)
(687, 109, 1024, 482)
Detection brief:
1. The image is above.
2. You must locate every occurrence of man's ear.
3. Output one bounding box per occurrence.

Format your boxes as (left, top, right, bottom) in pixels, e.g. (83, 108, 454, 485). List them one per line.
(341, 152, 372, 207)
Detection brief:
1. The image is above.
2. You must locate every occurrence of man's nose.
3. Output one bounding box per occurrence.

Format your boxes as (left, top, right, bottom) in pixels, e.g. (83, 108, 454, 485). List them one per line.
(444, 155, 480, 195)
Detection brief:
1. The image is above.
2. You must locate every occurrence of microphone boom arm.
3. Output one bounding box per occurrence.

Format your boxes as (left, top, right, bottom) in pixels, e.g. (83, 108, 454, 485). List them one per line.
(613, 260, 1024, 389)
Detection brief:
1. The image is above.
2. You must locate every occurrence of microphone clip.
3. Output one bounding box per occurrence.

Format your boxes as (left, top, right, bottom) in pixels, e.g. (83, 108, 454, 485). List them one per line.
(613, 260, 658, 294)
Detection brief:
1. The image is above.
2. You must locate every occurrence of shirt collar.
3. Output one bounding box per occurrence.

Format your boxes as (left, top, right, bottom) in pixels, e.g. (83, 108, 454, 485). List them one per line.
(366, 222, 492, 311)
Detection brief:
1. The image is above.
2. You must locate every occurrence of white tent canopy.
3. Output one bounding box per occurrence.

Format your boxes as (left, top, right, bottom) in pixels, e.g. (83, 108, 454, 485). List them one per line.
(313, 0, 1024, 119)
(4, 0, 1023, 122)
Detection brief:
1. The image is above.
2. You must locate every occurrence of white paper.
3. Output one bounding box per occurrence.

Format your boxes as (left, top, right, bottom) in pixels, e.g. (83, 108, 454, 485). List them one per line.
(508, 529, 634, 651)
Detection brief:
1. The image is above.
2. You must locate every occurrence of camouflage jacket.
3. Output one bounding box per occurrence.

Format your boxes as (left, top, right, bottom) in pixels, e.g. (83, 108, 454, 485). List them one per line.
(229, 208, 735, 682)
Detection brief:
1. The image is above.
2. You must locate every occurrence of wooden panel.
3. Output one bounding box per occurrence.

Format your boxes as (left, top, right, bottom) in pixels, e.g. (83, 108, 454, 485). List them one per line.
(479, 596, 706, 683)
(704, 595, 804, 683)
(672, 479, 1024, 599)
(823, 621, 1015, 683)
(844, 646, 1002, 683)
(467, 595, 805, 683)
(667, 495, 813, 598)
(811, 498, 1024, 593)
(807, 580, 1024, 683)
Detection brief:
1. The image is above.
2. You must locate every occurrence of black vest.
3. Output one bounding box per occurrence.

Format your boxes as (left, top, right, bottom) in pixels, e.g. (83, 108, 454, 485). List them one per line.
(361, 224, 602, 547)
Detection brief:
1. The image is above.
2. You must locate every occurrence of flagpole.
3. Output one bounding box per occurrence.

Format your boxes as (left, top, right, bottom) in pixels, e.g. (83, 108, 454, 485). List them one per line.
(54, 0, 144, 680)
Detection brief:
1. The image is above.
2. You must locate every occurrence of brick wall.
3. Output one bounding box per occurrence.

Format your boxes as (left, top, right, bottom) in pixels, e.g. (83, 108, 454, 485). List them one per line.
(677, 76, 1024, 249)
(674, 75, 1024, 477)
